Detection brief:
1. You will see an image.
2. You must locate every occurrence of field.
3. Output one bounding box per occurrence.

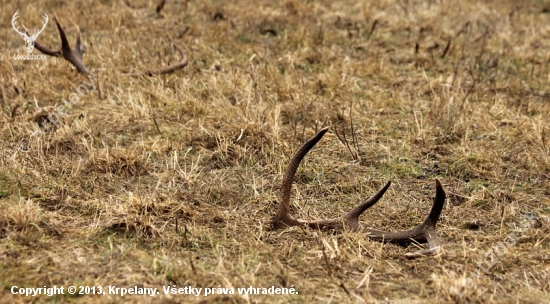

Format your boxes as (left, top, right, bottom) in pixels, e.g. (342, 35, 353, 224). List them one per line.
(1, 0, 549, 303)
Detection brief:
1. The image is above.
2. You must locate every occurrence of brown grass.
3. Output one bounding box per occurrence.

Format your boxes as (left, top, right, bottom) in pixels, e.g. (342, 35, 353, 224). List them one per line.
(1, 0, 549, 303)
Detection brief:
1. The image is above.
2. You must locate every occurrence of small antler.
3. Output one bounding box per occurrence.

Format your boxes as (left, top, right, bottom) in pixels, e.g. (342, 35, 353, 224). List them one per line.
(33, 13, 90, 74)
(125, 46, 188, 77)
(271, 127, 447, 259)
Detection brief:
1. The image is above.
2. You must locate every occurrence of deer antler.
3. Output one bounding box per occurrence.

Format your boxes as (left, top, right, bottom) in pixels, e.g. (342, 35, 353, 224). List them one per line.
(272, 127, 447, 259)
(33, 13, 90, 74)
(30, 13, 187, 77)
(125, 45, 188, 77)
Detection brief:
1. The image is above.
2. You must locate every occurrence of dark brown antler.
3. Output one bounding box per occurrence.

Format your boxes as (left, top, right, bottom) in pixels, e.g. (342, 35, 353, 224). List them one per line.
(32, 13, 187, 77)
(33, 13, 90, 74)
(272, 127, 447, 259)
(125, 46, 188, 77)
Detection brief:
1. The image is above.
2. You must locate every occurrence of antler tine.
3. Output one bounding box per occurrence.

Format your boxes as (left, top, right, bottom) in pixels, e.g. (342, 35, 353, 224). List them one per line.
(33, 13, 91, 75)
(305, 181, 391, 231)
(404, 179, 445, 258)
(271, 127, 329, 229)
(54, 14, 72, 56)
(341, 181, 391, 231)
(362, 179, 446, 259)
(126, 46, 189, 77)
(75, 28, 85, 57)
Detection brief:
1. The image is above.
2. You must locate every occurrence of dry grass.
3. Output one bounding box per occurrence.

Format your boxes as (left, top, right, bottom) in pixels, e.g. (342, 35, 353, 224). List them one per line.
(1, 0, 550, 303)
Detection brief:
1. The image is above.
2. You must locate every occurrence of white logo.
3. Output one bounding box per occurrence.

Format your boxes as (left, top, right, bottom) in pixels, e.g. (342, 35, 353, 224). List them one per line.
(11, 10, 48, 60)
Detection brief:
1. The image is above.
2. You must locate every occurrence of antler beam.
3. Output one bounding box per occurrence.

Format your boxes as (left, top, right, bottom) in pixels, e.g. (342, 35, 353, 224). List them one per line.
(33, 13, 90, 74)
(271, 127, 447, 259)
(125, 46, 188, 77)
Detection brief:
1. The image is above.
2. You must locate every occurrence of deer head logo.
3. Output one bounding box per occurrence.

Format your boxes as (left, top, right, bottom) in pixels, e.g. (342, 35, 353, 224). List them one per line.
(12, 11, 49, 54)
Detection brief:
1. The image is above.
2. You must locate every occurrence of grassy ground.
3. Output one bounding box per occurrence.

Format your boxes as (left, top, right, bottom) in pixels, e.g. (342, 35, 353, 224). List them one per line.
(1, 0, 549, 303)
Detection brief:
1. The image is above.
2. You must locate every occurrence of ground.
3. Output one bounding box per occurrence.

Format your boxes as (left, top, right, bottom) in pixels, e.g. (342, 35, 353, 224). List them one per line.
(0, 0, 549, 303)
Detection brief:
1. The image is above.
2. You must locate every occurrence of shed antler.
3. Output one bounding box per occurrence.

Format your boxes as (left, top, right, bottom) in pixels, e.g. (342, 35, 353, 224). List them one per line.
(32, 13, 188, 77)
(33, 13, 90, 74)
(272, 127, 446, 259)
(125, 45, 188, 77)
